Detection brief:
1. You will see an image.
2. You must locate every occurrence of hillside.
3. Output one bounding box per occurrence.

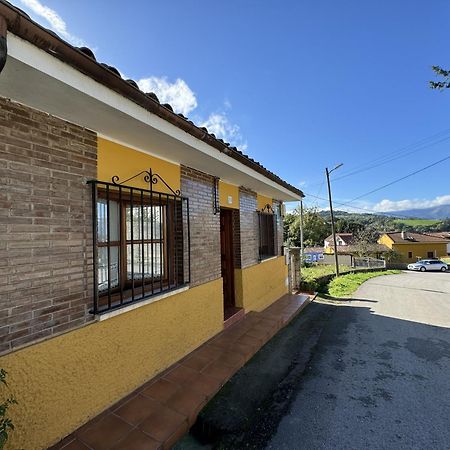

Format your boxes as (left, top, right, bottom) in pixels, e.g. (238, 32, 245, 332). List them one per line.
(383, 204, 450, 220)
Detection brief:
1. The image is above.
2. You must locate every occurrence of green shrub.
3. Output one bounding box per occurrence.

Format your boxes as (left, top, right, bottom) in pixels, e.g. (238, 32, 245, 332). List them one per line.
(0, 369, 17, 448)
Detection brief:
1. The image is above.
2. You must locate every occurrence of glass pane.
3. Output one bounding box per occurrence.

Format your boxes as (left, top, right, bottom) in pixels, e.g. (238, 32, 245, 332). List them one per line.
(126, 205, 163, 240)
(98, 246, 119, 293)
(127, 243, 163, 280)
(97, 199, 119, 242)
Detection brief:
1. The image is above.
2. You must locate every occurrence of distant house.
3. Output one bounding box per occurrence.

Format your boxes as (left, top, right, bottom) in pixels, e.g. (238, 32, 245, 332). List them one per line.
(324, 233, 354, 251)
(378, 231, 450, 262)
(303, 247, 324, 263)
(324, 232, 389, 259)
(425, 232, 450, 255)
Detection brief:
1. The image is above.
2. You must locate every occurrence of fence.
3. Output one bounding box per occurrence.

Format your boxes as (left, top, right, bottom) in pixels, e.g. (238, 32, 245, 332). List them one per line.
(353, 257, 386, 269)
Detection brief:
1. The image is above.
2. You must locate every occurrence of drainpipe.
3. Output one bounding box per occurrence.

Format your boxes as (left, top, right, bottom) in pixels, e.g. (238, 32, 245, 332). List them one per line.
(0, 15, 6, 74)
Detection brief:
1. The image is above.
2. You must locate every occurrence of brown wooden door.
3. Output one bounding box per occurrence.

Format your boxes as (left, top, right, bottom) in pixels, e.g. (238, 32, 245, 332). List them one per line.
(220, 209, 235, 312)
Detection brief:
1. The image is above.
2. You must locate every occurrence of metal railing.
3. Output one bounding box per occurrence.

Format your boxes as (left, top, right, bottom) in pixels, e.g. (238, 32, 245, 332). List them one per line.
(353, 257, 386, 269)
(88, 180, 190, 314)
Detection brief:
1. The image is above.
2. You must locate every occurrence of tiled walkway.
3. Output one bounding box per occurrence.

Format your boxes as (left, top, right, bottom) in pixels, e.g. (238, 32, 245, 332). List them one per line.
(50, 293, 312, 450)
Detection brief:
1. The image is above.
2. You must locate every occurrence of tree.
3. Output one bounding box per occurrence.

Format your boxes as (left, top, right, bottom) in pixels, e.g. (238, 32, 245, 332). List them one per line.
(430, 66, 450, 90)
(284, 207, 330, 247)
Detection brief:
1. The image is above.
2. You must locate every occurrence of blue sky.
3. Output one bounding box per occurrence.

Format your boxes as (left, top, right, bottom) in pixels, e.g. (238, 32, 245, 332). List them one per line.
(14, 0, 450, 212)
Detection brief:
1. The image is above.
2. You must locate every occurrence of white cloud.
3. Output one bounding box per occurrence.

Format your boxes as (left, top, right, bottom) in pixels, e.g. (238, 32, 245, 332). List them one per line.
(199, 112, 247, 151)
(136, 77, 197, 116)
(18, 1, 247, 150)
(19, 0, 85, 46)
(372, 194, 450, 212)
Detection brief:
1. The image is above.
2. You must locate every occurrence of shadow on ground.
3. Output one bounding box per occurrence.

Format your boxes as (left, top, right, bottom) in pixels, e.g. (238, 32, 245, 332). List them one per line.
(175, 297, 450, 449)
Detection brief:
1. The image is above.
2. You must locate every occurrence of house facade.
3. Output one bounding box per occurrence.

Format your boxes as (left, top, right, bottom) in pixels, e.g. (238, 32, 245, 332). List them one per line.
(0, 4, 302, 448)
(378, 232, 449, 262)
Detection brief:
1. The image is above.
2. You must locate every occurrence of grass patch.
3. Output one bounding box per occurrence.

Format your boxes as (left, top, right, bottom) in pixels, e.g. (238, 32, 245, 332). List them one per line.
(393, 218, 440, 227)
(328, 270, 400, 298)
(442, 257, 450, 264)
(301, 265, 351, 283)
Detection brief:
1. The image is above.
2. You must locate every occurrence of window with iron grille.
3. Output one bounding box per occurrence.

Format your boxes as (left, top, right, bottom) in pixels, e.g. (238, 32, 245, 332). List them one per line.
(89, 179, 190, 314)
(258, 210, 277, 260)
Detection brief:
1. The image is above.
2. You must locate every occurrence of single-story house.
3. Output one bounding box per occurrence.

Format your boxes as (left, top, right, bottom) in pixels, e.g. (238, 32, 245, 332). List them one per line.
(378, 231, 450, 262)
(303, 247, 324, 262)
(323, 232, 353, 251)
(0, 3, 303, 448)
(424, 232, 450, 255)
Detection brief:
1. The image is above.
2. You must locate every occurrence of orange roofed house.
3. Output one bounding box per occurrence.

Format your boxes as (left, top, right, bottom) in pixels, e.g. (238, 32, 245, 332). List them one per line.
(378, 231, 450, 262)
(0, 3, 303, 448)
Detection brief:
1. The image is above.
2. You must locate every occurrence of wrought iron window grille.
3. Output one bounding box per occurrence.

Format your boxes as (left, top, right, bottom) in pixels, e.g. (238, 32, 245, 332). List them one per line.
(257, 205, 277, 261)
(88, 169, 190, 315)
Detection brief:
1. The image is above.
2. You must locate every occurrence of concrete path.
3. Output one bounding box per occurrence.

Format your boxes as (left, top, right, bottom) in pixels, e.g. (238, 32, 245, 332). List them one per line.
(266, 271, 450, 450)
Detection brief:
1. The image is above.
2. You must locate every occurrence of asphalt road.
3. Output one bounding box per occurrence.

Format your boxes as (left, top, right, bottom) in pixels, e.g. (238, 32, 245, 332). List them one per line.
(266, 271, 450, 450)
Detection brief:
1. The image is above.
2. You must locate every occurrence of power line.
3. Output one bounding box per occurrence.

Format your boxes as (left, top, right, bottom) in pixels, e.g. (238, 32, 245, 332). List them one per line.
(332, 135, 450, 182)
(341, 155, 450, 206)
(305, 127, 450, 188)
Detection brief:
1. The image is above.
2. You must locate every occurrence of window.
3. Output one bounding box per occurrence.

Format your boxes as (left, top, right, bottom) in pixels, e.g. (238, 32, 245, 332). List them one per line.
(408, 251, 413, 259)
(427, 251, 435, 259)
(90, 180, 190, 314)
(258, 211, 277, 260)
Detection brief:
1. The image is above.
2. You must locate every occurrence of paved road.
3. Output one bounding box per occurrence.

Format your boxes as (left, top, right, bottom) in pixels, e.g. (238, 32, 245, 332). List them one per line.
(266, 271, 450, 450)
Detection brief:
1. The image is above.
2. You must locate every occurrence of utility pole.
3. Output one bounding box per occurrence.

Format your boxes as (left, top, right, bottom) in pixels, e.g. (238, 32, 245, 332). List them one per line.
(326, 164, 343, 277)
(300, 198, 304, 269)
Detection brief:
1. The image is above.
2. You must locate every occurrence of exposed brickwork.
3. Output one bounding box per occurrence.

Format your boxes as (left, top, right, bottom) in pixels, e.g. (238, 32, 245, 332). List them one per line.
(0, 97, 96, 353)
(238, 187, 259, 269)
(180, 166, 221, 286)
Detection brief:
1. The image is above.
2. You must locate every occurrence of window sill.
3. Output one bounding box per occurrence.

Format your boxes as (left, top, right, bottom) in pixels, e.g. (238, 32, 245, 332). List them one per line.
(95, 285, 190, 321)
(260, 255, 279, 263)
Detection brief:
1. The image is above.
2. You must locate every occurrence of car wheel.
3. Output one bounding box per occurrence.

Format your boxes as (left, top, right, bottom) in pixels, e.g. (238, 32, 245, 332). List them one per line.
(420, 266, 426, 272)
(441, 267, 447, 272)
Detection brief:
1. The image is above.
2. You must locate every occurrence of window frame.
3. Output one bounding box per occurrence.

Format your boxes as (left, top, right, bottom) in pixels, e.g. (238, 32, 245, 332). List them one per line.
(90, 180, 190, 315)
(257, 210, 277, 261)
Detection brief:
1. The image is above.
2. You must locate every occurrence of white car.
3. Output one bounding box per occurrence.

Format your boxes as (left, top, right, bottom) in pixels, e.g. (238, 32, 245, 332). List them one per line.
(407, 259, 448, 272)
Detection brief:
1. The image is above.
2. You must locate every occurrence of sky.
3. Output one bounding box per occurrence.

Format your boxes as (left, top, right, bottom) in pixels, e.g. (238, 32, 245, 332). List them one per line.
(13, 0, 450, 213)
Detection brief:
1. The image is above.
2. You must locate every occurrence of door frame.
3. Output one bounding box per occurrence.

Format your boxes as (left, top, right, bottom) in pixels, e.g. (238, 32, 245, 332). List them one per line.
(220, 207, 236, 315)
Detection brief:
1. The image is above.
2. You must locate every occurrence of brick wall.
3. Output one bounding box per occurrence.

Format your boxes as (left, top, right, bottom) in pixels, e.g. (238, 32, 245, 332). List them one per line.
(238, 187, 259, 268)
(0, 97, 96, 354)
(180, 166, 221, 286)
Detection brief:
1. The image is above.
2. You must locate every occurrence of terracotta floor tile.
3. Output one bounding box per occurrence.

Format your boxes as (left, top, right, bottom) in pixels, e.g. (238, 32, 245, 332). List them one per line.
(113, 428, 162, 450)
(246, 328, 270, 341)
(113, 394, 161, 426)
(182, 354, 212, 371)
(110, 392, 139, 412)
(209, 335, 235, 350)
(189, 371, 223, 398)
(139, 404, 188, 443)
(47, 435, 76, 449)
(238, 334, 261, 348)
(233, 342, 257, 360)
(216, 350, 246, 369)
(60, 440, 91, 450)
(202, 361, 236, 382)
(141, 378, 180, 403)
(78, 414, 132, 450)
(164, 364, 198, 385)
(165, 387, 207, 424)
(194, 344, 224, 361)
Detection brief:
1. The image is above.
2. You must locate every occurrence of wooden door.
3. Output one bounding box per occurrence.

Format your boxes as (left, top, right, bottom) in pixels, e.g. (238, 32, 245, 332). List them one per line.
(220, 209, 235, 312)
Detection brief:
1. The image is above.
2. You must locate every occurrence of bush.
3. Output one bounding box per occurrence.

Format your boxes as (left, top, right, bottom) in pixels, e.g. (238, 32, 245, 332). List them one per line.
(0, 369, 17, 448)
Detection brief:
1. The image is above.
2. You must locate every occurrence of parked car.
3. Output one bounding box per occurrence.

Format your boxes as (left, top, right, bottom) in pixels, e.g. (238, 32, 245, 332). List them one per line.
(407, 259, 448, 272)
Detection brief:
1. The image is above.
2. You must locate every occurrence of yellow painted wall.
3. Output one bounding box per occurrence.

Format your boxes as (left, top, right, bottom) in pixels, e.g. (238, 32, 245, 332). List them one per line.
(235, 256, 288, 312)
(219, 181, 239, 209)
(378, 234, 394, 249)
(378, 235, 448, 262)
(392, 243, 448, 262)
(97, 137, 180, 193)
(0, 279, 223, 450)
(257, 194, 272, 211)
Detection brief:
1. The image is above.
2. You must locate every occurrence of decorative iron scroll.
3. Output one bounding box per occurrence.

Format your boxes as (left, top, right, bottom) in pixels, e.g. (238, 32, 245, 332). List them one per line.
(111, 169, 181, 196)
(260, 203, 274, 214)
